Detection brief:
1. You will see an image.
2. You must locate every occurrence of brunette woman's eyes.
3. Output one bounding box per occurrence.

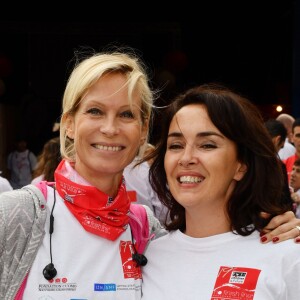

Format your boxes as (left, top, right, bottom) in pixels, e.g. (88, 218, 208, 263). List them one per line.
(168, 143, 183, 150)
(167, 142, 218, 152)
(200, 143, 217, 149)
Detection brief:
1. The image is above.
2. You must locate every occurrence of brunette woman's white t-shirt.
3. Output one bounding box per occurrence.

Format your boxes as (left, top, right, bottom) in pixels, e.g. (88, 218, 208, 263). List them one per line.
(23, 186, 142, 300)
(142, 229, 300, 300)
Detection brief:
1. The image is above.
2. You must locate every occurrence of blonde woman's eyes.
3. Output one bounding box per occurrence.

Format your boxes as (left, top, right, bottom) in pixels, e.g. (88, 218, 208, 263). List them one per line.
(86, 108, 102, 115)
(120, 110, 135, 119)
(85, 108, 134, 119)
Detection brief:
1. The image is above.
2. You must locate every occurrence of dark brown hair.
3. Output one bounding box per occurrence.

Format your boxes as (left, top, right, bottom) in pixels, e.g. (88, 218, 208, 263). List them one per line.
(148, 83, 287, 234)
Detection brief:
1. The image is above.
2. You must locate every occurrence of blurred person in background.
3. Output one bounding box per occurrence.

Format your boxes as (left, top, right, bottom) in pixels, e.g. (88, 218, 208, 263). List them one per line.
(290, 158, 300, 218)
(0, 171, 13, 193)
(7, 138, 37, 189)
(277, 113, 296, 160)
(264, 119, 294, 210)
(31, 137, 61, 184)
(283, 118, 300, 182)
(124, 143, 168, 224)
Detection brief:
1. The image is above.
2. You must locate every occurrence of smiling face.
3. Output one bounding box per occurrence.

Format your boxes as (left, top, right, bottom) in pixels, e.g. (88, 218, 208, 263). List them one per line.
(65, 72, 148, 194)
(290, 162, 300, 191)
(164, 104, 246, 216)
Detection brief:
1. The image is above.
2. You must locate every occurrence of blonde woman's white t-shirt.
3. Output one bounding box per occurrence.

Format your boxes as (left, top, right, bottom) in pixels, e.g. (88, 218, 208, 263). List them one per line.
(23, 186, 142, 300)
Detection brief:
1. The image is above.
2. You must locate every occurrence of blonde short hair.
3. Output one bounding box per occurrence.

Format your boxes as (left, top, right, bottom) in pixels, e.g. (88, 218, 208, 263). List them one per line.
(59, 50, 154, 161)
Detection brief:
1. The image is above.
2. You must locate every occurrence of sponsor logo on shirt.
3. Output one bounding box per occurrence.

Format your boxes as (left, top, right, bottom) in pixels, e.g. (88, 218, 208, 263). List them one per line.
(211, 266, 261, 300)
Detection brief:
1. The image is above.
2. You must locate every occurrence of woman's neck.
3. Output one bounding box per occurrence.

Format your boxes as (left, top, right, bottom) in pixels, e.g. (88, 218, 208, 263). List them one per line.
(184, 207, 231, 238)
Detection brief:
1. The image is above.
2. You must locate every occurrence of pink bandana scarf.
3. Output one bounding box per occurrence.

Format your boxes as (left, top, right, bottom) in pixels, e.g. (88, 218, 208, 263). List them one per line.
(54, 160, 131, 241)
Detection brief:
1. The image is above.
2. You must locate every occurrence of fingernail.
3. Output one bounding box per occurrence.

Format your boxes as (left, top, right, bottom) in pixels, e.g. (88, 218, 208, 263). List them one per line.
(272, 237, 279, 243)
(260, 236, 267, 242)
(295, 238, 300, 243)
